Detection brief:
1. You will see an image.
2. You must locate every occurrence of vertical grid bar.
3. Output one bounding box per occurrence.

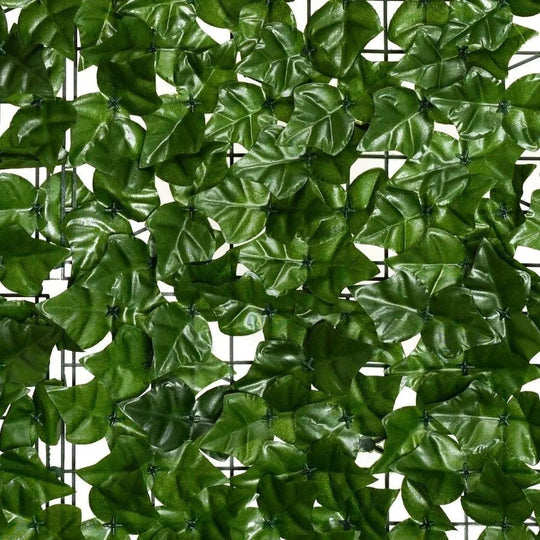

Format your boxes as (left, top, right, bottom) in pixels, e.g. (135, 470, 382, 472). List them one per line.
(381, 0, 391, 533)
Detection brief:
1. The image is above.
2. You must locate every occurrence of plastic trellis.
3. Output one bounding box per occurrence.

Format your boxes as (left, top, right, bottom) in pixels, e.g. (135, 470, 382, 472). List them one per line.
(0, 0, 540, 539)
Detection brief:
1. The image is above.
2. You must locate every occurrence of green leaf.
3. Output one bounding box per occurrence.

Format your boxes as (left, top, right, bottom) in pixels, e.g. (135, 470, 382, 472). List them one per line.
(198, 393, 274, 465)
(278, 83, 355, 156)
(511, 189, 540, 249)
(194, 176, 270, 244)
(153, 442, 226, 507)
(0, 24, 54, 100)
(465, 239, 531, 316)
(307, 223, 379, 302)
(235, 340, 311, 412)
(173, 41, 237, 112)
(239, 236, 308, 296)
(355, 187, 425, 252)
(504, 74, 540, 151)
(305, 0, 382, 78)
(33, 380, 62, 445)
(0, 319, 60, 386)
(354, 271, 429, 343)
(0, 173, 37, 234)
(0, 225, 69, 295)
(388, 0, 449, 50)
(305, 322, 373, 396)
(426, 381, 537, 462)
(393, 432, 464, 505)
(148, 302, 228, 392)
(69, 92, 120, 166)
(256, 476, 317, 538)
(36, 285, 115, 349)
(462, 460, 533, 525)
(18, 0, 80, 59)
(63, 201, 132, 277)
(423, 285, 499, 358)
(391, 28, 467, 90)
(93, 162, 159, 222)
(338, 56, 397, 122)
(81, 325, 151, 402)
(0, 447, 73, 503)
(0, 396, 37, 450)
(429, 68, 505, 140)
(147, 202, 217, 282)
(205, 83, 275, 149)
(97, 55, 162, 116)
(238, 23, 312, 98)
(508, 0, 540, 16)
(120, 378, 195, 451)
(46, 379, 113, 444)
(441, 0, 513, 51)
(117, 0, 214, 47)
(467, 24, 537, 79)
(231, 125, 308, 199)
(0, 98, 77, 170)
(357, 86, 434, 158)
(387, 229, 466, 294)
(140, 95, 205, 167)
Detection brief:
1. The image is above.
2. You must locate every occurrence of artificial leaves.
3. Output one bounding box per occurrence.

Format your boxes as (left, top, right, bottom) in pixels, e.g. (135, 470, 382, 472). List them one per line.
(0, 0, 539, 538)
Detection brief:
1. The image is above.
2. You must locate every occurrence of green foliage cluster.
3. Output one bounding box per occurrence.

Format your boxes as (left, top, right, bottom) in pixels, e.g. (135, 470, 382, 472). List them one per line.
(0, 0, 540, 537)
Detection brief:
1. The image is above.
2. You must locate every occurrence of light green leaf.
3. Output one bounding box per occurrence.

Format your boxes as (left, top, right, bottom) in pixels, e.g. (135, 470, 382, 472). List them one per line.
(81, 325, 151, 402)
(429, 67, 505, 140)
(511, 189, 540, 249)
(148, 302, 228, 391)
(391, 28, 467, 90)
(388, 0, 449, 50)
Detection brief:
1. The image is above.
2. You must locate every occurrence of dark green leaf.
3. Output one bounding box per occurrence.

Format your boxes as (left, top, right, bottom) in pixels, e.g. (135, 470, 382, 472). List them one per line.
(0, 225, 68, 295)
(278, 83, 355, 156)
(440, 0, 513, 51)
(239, 23, 313, 98)
(358, 86, 433, 158)
(194, 176, 269, 244)
(147, 205, 217, 282)
(198, 392, 274, 465)
(388, 0, 449, 50)
(354, 271, 429, 343)
(121, 378, 195, 451)
(47, 379, 113, 444)
(205, 83, 275, 149)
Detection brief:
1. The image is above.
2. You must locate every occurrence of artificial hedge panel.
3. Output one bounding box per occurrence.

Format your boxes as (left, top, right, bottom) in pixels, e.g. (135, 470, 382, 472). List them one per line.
(0, 0, 540, 538)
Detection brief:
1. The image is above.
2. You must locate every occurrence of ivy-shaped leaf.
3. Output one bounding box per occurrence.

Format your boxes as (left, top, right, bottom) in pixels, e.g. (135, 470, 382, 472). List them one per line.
(238, 23, 313, 98)
(194, 176, 270, 244)
(198, 393, 274, 465)
(205, 83, 275, 150)
(305, 0, 382, 77)
(357, 86, 434, 158)
(278, 83, 355, 156)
